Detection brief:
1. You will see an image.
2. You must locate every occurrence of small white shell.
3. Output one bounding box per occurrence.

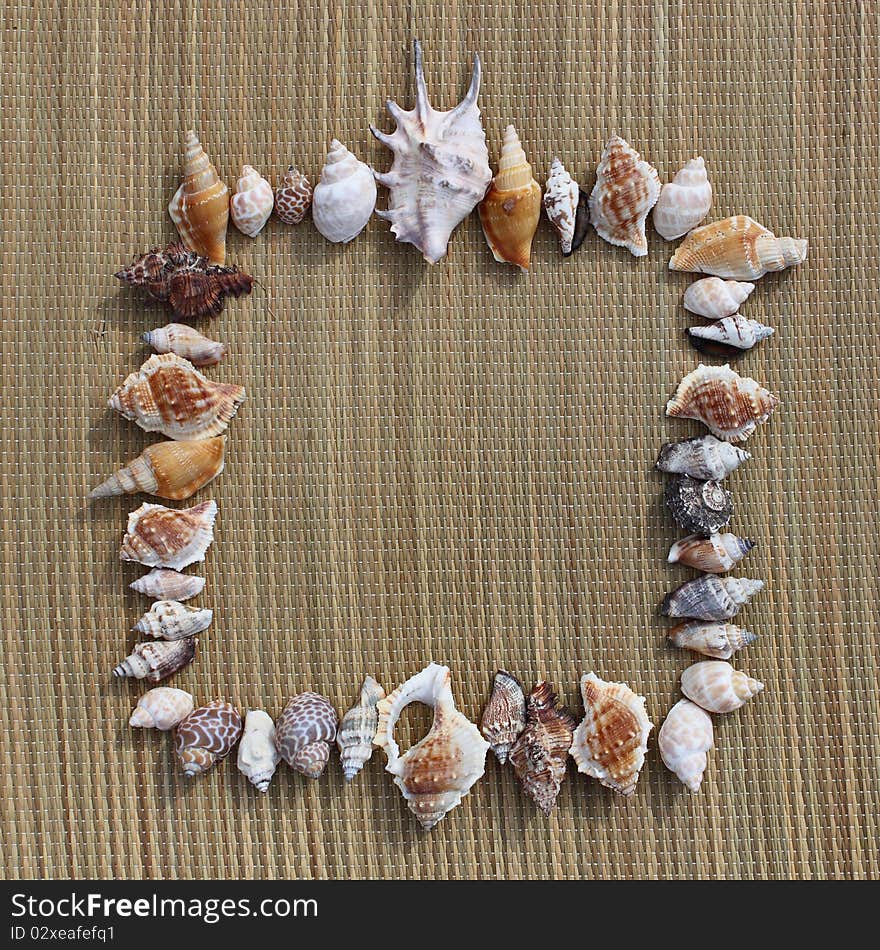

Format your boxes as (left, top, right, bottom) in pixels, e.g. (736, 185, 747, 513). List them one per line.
(543, 157, 580, 255)
(142, 324, 226, 367)
(683, 278, 755, 320)
(129, 568, 206, 602)
(311, 139, 377, 244)
(653, 157, 713, 240)
(658, 699, 714, 792)
(237, 709, 281, 792)
(231, 164, 274, 237)
(129, 687, 195, 730)
(134, 600, 213, 640)
(681, 661, 764, 713)
(689, 316, 775, 352)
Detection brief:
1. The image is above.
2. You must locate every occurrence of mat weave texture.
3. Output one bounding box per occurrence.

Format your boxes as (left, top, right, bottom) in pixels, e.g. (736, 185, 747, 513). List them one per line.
(1, 0, 878, 880)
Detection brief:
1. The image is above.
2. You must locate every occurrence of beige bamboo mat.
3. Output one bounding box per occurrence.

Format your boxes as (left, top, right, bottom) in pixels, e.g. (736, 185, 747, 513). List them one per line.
(1, 0, 877, 880)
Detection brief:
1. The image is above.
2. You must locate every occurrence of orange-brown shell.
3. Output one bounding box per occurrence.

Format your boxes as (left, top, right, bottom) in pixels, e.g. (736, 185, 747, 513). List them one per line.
(119, 500, 217, 571)
(168, 130, 229, 264)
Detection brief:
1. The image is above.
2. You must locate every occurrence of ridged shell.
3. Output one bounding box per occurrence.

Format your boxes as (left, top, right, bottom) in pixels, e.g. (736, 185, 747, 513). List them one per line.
(88, 437, 225, 501)
(681, 661, 764, 714)
(683, 278, 755, 320)
(508, 681, 575, 816)
(168, 130, 229, 264)
(175, 699, 243, 777)
(134, 599, 213, 640)
(130, 568, 205, 602)
(112, 637, 197, 683)
(571, 673, 653, 797)
(665, 474, 733, 536)
(275, 692, 338, 779)
(666, 363, 779, 442)
(668, 620, 758, 660)
(667, 533, 755, 573)
(656, 434, 751, 481)
(274, 166, 312, 225)
(311, 139, 376, 244)
(543, 158, 581, 256)
(662, 575, 764, 621)
(653, 157, 713, 241)
(119, 500, 217, 571)
(375, 663, 489, 829)
(143, 324, 226, 367)
(371, 40, 491, 264)
(336, 675, 385, 782)
(129, 687, 195, 730)
(588, 134, 660, 257)
(231, 164, 274, 237)
(658, 699, 713, 792)
(480, 669, 527, 764)
(237, 709, 280, 792)
(109, 353, 246, 441)
(669, 215, 807, 280)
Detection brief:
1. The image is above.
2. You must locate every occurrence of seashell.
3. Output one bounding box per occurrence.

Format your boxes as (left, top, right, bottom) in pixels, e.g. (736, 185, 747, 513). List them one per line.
(143, 323, 226, 367)
(120, 500, 217, 571)
(667, 532, 755, 573)
(652, 157, 713, 241)
(658, 699, 713, 792)
(371, 40, 491, 264)
(571, 672, 653, 798)
(588, 134, 660, 257)
(668, 620, 757, 660)
(662, 575, 764, 621)
(480, 669, 526, 764)
(230, 164, 274, 237)
(681, 661, 764, 714)
(115, 243, 253, 320)
(688, 316, 775, 358)
(112, 637, 198, 683)
(109, 353, 245, 441)
(88, 437, 225, 501)
(168, 130, 229, 264)
(479, 124, 542, 271)
(237, 709, 280, 792)
(508, 681, 575, 815)
(275, 691, 338, 779)
(571, 189, 591, 253)
(669, 215, 808, 280)
(311, 139, 376, 244)
(336, 675, 385, 782)
(656, 434, 750, 481)
(664, 474, 733, 536)
(130, 567, 205, 602)
(175, 699, 243, 776)
(274, 165, 312, 225)
(543, 158, 582, 256)
(683, 277, 755, 320)
(129, 687, 194, 730)
(666, 363, 780, 442)
(134, 599, 213, 640)
(375, 663, 489, 829)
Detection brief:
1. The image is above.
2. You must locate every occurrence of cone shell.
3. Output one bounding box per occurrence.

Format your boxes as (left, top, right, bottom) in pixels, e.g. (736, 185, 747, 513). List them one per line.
(588, 134, 660, 257)
(336, 675, 385, 782)
(175, 699, 243, 776)
(168, 130, 229, 264)
(571, 673, 653, 797)
(543, 158, 581, 256)
(120, 500, 217, 571)
(667, 533, 755, 573)
(480, 669, 526, 764)
(143, 324, 226, 367)
(88, 437, 225, 501)
(109, 353, 245, 441)
(662, 575, 764, 621)
(508, 681, 575, 815)
(668, 620, 758, 660)
(375, 663, 489, 829)
(683, 278, 755, 320)
(237, 709, 280, 792)
(230, 164, 274, 237)
(275, 692, 338, 779)
(130, 568, 205, 602)
(666, 363, 779, 442)
(669, 215, 807, 280)
(665, 475, 733, 536)
(681, 661, 764, 714)
(112, 637, 197, 683)
(658, 699, 714, 792)
(129, 687, 195, 730)
(656, 434, 750, 481)
(134, 599, 213, 640)
(688, 316, 775, 357)
(653, 157, 713, 241)
(311, 139, 376, 244)
(274, 166, 312, 225)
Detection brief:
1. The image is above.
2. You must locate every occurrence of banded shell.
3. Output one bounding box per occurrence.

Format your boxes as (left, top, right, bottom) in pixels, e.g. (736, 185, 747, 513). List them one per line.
(275, 692, 338, 779)
(371, 40, 491, 263)
(336, 675, 385, 782)
(666, 363, 779, 442)
(571, 673, 653, 797)
(480, 669, 527, 764)
(667, 533, 755, 573)
(658, 699, 714, 792)
(311, 139, 376, 244)
(375, 663, 489, 829)
(665, 474, 733, 536)
(237, 709, 280, 792)
(129, 687, 195, 730)
(109, 353, 245, 441)
(662, 575, 764, 621)
(120, 500, 217, 571)
(88, 437, 225, 502)
(656, 434, 750, 481)
(175, 699, 243, 776)
(688, 316, 775, 358)
(508, 681, 575, 816)
(543, 157, 582, 256)
(134, 599, 213, 640)
(130, 568, 205, 602)
(168, 130, 229, 264)
(112, 637, 197, 683)
(681, 661, 764, 714)
(143, 324, 226, 367)
(230, 164, 274, 237)
(274, 166, 312, 225)
(652, 157, 713, 241)
(683, 278, 755, 320)
(670, 215, 807, 280)
(588, 134, 660, 257)
(668, 620, 758, 660)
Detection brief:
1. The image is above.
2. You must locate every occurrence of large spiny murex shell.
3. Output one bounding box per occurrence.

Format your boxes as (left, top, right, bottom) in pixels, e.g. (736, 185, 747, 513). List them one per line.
(668, 620, 758, 660)
(681, 661, 764, 714)
(112, 637, 197, 683)
(658, 699, 714, 792)
(656, 434, 750, 481)
(662, 575, 764, 621)
(119, 500, 217, 571)
(371, 40, 492, 264)
(652, 156, 713, 241)
(130, 567, 205, 602)
(129, 687, 194, 730)
(336, 675, 385, 782)
(667, 532, 755, 573)
(480, 669, 527, 764)
(237, 710, 281, 792)
(168, 130, 229, 264)
(143, 324, 226, 367)
(134, 599, 213, 640)
(275, 692, 338, 779)
(175, 699, 243, 777)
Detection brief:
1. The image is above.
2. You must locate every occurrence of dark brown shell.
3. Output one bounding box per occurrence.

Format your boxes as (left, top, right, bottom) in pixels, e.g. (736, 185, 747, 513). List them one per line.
(569, 189, 590, 256)
(664, 474, 733, 536)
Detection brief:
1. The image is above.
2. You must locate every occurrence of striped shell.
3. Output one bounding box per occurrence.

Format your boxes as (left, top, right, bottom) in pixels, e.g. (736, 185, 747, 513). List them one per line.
(667, 533, 755, 573)
(168, 130, 229, 264)
(112, 637, 197, 683)
(652, 157, 712, 241)
(119, 500, 217, 571)
(480, 669, 527, 764)
(336, 675, 385, 782)
(668, 620, 758, 660)
(662, 575, 764, 621)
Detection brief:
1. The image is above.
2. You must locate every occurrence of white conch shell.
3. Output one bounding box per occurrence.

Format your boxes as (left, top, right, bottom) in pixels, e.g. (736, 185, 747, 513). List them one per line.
(129, 687, 194, 730)
(134, 599, 213, 640)
(230, 164, 274, 237)
(680, 661, 764, 713)
(653, 157, 713, 240)
(371, 40, 491, 263)
(337, 675, 385, 782)
(688, 316, 775, 353)
(658, 699, 714, 792)
(683, 277, 755, 319)
(374, 663, 489, 829)
(130, 568, 205, 602)
(311, 139, 376, 244)
(543, 157, 580, 255)
(143, 323, 226, 367)
(237, 709, 280, 792)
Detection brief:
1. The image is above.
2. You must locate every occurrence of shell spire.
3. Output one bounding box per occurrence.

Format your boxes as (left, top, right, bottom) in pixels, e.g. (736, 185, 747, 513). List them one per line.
(168, 130, 229, 264)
